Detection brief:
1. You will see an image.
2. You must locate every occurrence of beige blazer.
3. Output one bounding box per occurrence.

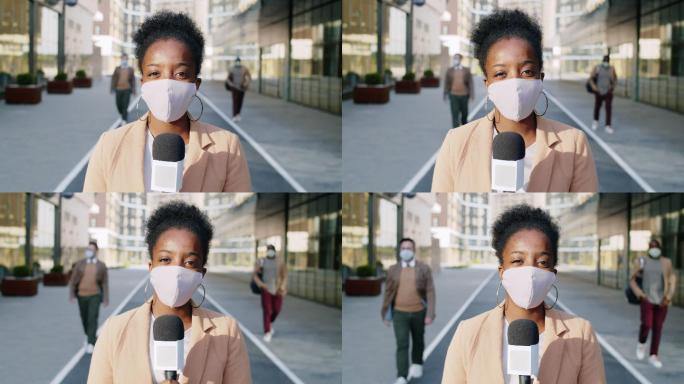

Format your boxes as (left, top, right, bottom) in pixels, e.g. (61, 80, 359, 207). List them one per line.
(88, 300, 252, 384)
(84, 112, 252, 192)
(432, 113, 598, 192)
(442, 305, 605, 384)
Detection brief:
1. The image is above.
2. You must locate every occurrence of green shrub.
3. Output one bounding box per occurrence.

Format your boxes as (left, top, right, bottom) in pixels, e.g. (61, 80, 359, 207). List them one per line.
(364, 73, 383, 85)
(384, 68, 393, 76)
(356, 264, 376, 278)
(54, 72, 68, 81)
(345, 71, 359, 79)
(36, 69, 44, 75)
(16, 73, 35, 86)
(50, 265, 64, 274)
(12, 265, 31, 278)
(75, 69, 87, 79)
(423, 69, 435, 78)
(402, 72, 416, 81)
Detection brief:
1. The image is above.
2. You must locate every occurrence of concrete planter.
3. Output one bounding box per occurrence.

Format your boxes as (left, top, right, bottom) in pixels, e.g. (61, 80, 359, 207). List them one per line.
(395, 80, 421, 94)
(5, 85, 42, 104)
(47, 80, 73, 94)
(43, 272, 69, 286)
(353, 85, 390, 104)
(72, 77, 92, 88)
(420, 77, 440, 88)
(345, 276, 383, 296)
(1, 277, 39, 296)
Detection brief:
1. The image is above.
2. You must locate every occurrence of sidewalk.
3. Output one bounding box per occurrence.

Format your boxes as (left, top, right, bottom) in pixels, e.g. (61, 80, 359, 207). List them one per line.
(199, 81, 342, 191)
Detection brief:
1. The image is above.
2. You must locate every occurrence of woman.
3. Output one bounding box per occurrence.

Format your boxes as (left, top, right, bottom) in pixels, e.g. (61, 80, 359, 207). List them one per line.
(252, 244, 287, 342)
(88, 201, 251, 384)
(84, 11, 251, 192)
(442, 205, 605, 384)
(432, 9, 598, 192)
(630, 239, 677, 369)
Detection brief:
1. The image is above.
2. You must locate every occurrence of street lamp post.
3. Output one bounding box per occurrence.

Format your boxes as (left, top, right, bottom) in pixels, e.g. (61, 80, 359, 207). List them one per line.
(28, 1, 37, 77)
(24, 193, 33, 272)
(57, 0, 66, 74)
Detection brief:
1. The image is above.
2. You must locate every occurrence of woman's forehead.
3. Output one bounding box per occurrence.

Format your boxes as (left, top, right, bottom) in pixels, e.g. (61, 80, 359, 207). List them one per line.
(144, 39, 194, 66)
(486, 37, 538, 66)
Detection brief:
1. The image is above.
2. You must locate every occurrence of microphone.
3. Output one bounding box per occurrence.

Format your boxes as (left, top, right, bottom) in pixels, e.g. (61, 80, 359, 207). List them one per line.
(151, 133, 185, 192)
(507, 319, 539, 384)
(152, 314, 185, 381)
(491, 131, 525, 192)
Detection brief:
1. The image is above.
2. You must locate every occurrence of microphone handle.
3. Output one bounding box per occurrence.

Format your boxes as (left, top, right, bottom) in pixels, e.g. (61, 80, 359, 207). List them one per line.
(165, 370, 178, 380)
(519, 375, 531, 384)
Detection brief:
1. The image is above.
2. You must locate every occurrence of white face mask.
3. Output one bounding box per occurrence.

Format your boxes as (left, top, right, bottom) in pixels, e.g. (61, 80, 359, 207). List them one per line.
(399, 249, 414, 262)
(266, 250, 276, 258)
(487, 78, 543, 122)
(141, 79, 197, 123)
(501, 266, 556, 309)
(648, 248, 661, 258)
(85, 249, 95, 259)
(453, 58, 461, 66)
(149, 266, 203, 308)
(121, 60, 128, 68)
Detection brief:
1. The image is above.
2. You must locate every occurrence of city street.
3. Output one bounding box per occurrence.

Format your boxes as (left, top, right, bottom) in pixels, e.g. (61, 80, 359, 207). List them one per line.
(0, 78, 341, 192)
(342, 266, 684, 384)
(342, 78, 684, 192)
(0, 267, 341, 384)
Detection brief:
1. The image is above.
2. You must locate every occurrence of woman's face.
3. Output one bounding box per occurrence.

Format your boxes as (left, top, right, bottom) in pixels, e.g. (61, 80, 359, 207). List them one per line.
(483, 37, 543, 86)
(148, 228, 206, 276)
(141, 38, 201, 89)
(498, 229, 556, 278)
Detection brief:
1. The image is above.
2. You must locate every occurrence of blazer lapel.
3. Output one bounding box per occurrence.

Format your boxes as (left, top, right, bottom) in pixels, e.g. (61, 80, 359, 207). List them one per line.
(472, 305, 505, 383)
(117, 114, 147, 191)
(527, 117, 560, 192)
(537, 308, 569, 383)
(461, 113, 494, 192)
(180, 306, 216, 384)
(124, 301, 154, 382)
(181, 120, 214, 192)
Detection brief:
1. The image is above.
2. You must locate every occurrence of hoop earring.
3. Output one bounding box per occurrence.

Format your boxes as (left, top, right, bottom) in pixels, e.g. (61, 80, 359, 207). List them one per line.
(136, 98, 146, 121)
(545, 284, 559, 310)
(188, 95, 204, 122)
(192, 284, 206, 308)
(495, 280, 505, 307)
(535, 91, 549, 116)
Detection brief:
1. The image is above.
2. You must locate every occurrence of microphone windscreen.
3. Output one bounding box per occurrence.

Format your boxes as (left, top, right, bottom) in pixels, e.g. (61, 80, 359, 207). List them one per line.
(492, 131, 525, 161)
(153, 133, 185, 162)
(508, 319, 539, 346)
(153, 315, 184, 341)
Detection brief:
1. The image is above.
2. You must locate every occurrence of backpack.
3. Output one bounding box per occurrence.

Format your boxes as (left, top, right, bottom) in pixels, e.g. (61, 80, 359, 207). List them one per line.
(250, 258, 264, 295)
(625, 257, 645, 305)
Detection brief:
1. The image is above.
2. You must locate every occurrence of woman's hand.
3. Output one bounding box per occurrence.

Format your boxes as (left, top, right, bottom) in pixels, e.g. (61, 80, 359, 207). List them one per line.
(662, 296, 672, 306)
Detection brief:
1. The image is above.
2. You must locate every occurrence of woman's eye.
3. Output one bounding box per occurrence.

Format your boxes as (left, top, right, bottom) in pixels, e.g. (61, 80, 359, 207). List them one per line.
(148, 71, 159, 77)
(522, 70, 535, 76)
(160, 257, 170, 263)
(495, 72, 505, 77)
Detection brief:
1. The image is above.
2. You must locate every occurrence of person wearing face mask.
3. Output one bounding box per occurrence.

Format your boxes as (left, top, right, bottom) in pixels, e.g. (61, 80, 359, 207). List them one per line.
(381, 238, 436, 384)
(444, 53, 474, 128)
(88, 201, 251, 384)
(252, 244, 287, 342)
(111, 53, 136, 125)
(442, 205, 605, 384)
(85, 11, 252, 192)
(589, 55, 617, 134)
(629, 239, 677, 369)
(68, 240, 109, 354)
(226, 57, 252, 122)
(432, 9, 598, 192)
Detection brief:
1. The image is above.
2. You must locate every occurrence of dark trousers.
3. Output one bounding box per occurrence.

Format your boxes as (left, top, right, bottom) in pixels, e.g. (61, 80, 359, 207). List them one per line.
(115, 89, 131, 121)
(449, 94, 469, 128)
(393, 309, 426, 379)
(593, 92, 613, 125)
(232, 89, 246, 117)
(639, 299, 668, 356)
(261, 290, 283, 333)
(77, 293, 101, 345)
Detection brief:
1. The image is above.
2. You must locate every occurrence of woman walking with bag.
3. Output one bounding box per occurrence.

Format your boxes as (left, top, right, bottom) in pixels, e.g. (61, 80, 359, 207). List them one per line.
(252, 245, 287, 342)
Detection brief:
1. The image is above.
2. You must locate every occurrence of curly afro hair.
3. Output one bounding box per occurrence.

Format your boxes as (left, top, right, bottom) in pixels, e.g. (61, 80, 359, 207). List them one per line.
(145, 200, 213, 264)
(491, 204, 559, 266)
(133, 11, 205, 74)
(470, 9, 543, 75)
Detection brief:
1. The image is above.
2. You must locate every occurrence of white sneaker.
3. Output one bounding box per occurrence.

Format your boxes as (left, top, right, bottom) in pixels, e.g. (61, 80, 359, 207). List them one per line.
(263, 331, 272, 342)
(409, 364, 423, 378)
(85, 344, 94, 354)
(591, 120, 599, 130)
(648, 355, 662, 369)
(233, 114, 241, 122)
(636, 342, 647, 360)
(605, 125, 614, 134)
(393, 377, 408, 384)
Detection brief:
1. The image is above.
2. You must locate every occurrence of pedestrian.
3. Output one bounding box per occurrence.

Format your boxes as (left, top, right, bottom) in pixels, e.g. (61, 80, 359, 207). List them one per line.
(432, 9, 598, 193)
(84, 11, 252, 193)
(443, 53, 474, 128)
(88, 201, 251, 384)
(630, 239, 677, 369)
(226, 57, 251, 122)
(68, 240, 109, 354)
(252, 244, 287, 342)
(589, 55, 617, 134)
(381, 237, 436, 384)
(442, 204, 606, 383)
(110, 53, 136, 126)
